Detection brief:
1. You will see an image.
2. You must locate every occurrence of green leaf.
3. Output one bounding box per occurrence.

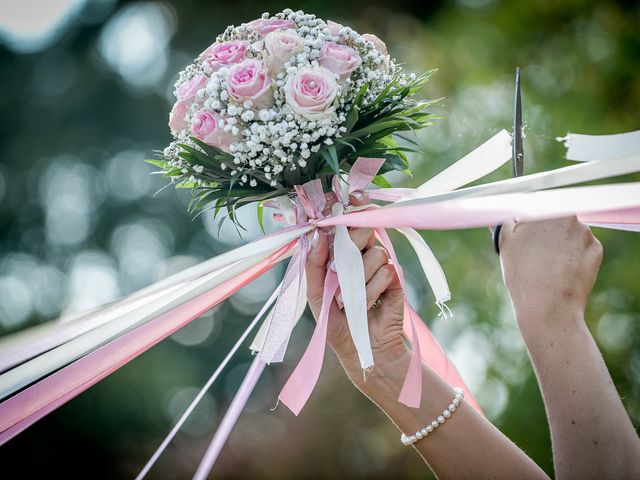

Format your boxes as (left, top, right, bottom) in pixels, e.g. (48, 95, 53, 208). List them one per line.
(372, 175, 392, 188)
(257, 201, 265, 234)
(176, 180, 199, 189)
(379, 153, 408, 174)
(321, 144, 340, 176)
(335, 138, 357, 153)
(354, 82, 369, 107)
(343, 106, 359, 133)
(145, 159, 168, 169)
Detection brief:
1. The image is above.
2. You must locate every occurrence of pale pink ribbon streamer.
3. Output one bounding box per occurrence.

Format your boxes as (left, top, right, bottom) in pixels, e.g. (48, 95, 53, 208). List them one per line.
(319, 183, 640, 230)
(134, 282, 283, 480)
(0, 243, 295, 443)
(258, 181, 324, 364)
(192, 356, 266, 480)
(278, 269, 339, 415)
(579, 207, 640, 230)
(402, 303, 482, 413)
(375, 228, 423, 408)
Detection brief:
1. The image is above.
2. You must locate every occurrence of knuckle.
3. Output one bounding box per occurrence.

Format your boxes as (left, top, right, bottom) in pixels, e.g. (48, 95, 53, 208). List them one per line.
(372, 246, 388, 262)
(380, 264, 395, 280)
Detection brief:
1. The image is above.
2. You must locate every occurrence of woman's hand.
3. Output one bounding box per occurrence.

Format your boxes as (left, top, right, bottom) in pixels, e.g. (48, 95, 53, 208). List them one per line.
(499, 216, 602, 321)
(498, 217, 640, 479)
(305, 191, 408, 386)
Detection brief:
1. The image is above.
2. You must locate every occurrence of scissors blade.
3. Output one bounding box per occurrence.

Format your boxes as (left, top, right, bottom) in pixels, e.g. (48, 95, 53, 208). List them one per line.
(512, 67, 524, 177)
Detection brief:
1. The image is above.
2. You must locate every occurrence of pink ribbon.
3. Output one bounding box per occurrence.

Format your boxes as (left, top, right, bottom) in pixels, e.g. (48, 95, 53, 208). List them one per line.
(0, 243, 295, 444)
(192, 356, 266, 480)
(348, 157, 386, 193)
(278, 270, 339, 415)
(403, 303, 482, 414)
(318, 183, 640, 230)
(375, 228, 423, 408)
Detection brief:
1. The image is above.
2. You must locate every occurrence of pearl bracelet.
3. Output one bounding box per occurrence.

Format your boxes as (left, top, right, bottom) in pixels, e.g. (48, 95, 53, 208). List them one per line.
(400, 387, 464, 446)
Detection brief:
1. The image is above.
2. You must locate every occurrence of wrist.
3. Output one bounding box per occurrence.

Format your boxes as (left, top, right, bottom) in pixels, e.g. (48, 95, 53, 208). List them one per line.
(514, 301, 587, 341)
(337, 343, 411, 401)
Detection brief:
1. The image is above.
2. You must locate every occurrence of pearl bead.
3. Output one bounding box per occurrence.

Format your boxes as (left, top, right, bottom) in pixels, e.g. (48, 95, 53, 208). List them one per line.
(448, 404, 456, 412)
(452, 398, 460, 407)
(443, 409, 451, 418)
(431, 420, 439, 428)
(437, 416, 445, 424)
(426, 425, 433, 433)
(416, 432, 423, 439)
(421, 428, 429, 436)
(409, 435, 416, 443)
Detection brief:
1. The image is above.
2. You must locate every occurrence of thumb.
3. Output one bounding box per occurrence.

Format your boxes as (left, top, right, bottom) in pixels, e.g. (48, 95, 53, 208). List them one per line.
(305, 230, 329, 316)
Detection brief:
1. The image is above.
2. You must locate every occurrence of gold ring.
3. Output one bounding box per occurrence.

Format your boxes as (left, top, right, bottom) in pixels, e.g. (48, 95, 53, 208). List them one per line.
(372, 296, 384, 310)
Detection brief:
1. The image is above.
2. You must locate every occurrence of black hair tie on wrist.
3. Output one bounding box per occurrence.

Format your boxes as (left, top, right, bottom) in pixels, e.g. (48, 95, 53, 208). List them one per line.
(492, 224, 502, 255)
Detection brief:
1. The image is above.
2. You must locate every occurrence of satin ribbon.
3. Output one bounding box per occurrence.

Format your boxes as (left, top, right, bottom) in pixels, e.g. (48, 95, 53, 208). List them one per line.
(192, 356, 266, 480)
(375, 228, 423, 407)
(560, 130, 640, 162)
(2, 128, 640, 472)
(0, 243, 295, 445)
(134, 283, 283, 480)
(278, 269, 339, 415)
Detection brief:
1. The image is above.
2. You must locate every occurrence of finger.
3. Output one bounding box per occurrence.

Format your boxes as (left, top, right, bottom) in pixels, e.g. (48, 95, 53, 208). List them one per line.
(348, 190, 369, 207)
(365, 264, 396, 309)
(348, 227, 373, 251)
(362, 246, 389, 282)
(305, 230, 329, 315)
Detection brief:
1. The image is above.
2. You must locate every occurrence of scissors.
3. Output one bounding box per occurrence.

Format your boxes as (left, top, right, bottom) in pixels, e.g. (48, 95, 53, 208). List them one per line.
(493, 67, 524, 254)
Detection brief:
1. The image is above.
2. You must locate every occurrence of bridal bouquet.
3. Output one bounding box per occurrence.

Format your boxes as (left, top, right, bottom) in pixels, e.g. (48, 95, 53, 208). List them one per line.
(149, 9, 435, 222)
(1, 9, 639, 480)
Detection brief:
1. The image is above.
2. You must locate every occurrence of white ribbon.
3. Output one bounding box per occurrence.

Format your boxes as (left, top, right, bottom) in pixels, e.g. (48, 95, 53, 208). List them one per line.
(395, 228, 451, 311)
(559, 130, 640, 162)
(332, 202, 373, 370)
(0, 247, 294, 400)
(408, 129, 512, 198)
(249, 271, 307, 354)
(397, 153, 640, 208)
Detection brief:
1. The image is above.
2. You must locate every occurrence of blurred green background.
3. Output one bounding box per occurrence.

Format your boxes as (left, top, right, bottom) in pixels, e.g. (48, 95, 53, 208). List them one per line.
(0, 0, 638, 478)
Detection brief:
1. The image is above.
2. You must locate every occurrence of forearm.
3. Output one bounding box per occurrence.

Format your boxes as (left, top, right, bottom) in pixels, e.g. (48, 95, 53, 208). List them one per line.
(516, 304, 640, 479)
(338, 348, 548, 480)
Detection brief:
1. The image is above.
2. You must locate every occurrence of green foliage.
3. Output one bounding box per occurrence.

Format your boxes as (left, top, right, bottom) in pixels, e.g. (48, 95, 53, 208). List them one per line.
(146, 71, 439, 226)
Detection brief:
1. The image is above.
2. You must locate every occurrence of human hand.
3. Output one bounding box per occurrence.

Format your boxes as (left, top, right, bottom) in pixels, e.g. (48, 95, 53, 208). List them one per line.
(305, 191, 408, 386)
(498, 217, 602, 321)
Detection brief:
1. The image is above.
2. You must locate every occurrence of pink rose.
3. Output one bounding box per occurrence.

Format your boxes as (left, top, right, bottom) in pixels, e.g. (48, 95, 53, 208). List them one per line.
(318, 42, 361, 81)
(168, 101, 188, 135)
(198, 40, 248, 71)
(264, 29, 304, 73)
(175, 74, 207, 107)
(363, 33, 388, 56)
(326, 20, 344, 36)
(226, 59, 273, 108)
(191, 110, 233, 151)
(248, 18, 297, 37)
(285, 67, 338, 120)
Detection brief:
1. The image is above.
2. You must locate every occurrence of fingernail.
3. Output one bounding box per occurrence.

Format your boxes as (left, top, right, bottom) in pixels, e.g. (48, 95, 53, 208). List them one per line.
(311, 230, 319, 248)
